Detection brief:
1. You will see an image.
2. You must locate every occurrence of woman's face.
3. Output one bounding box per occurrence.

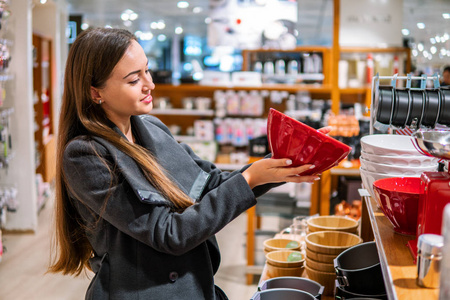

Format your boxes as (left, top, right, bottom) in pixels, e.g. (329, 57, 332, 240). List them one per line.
(93, 40, 155, 125)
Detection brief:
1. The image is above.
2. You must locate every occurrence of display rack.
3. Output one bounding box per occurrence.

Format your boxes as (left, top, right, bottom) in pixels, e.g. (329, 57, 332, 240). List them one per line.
(32, 32, 55, 184)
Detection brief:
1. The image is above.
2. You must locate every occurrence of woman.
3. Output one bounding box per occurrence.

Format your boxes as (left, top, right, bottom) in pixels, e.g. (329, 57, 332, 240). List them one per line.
(49, 27, 326, 299)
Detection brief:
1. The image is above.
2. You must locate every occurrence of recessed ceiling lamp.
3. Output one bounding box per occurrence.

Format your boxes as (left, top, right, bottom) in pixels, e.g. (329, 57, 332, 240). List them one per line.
(417, 23, 425, 29)
(177, 1, 189, 9)
(418, 43, 424, 52)
(401, 29, 410, 36)
(140, 32, 154, 41)
(175, 27, 183, 35)
(151, 21, 166, 30)
(430, 37, 436, 44)
(81, 23, 89, 30)
(430, 46, 437, 54)
(204, 17, 211, 24)
(157, 34, 167, 42)
(40, 0, 47, 3)
(443, 13, 450, 19)
(193, 7, 203, 13)
(121, 9, 138, 21)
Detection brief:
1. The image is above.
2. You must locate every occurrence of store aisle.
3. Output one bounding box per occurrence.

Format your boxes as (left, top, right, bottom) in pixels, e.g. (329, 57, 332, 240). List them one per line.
(0, 195, 259, 299)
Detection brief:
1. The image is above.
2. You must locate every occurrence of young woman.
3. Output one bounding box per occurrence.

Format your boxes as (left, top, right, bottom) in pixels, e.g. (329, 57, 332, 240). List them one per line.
(49, 27, 327, 300)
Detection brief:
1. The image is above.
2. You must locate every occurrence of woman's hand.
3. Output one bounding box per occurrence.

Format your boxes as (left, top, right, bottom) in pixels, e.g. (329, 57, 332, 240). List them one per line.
(242, 158, 319, 189)
(318, 126, 332, 135)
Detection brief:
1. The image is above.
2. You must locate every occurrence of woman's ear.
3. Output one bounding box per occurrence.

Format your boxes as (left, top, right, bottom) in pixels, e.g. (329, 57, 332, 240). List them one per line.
(90, 87, 102, 103)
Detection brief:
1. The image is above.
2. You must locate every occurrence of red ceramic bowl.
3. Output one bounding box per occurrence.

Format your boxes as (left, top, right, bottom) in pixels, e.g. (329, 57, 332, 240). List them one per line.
(267, 108, 352, 175)
(372, 177, 422, 236)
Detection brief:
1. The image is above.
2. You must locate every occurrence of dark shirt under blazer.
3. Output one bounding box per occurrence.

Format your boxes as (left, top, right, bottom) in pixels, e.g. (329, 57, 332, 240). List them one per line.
(63, 115, 277, 299)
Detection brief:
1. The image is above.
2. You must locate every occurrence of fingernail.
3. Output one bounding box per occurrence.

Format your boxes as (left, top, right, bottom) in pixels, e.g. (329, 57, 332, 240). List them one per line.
(314, 177, 320, 180)
(286, 159, 292, 165)
(309, 165, 316, 169)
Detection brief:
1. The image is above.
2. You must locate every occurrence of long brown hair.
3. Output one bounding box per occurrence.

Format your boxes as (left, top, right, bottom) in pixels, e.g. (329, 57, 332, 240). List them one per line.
(49, 28, 193, 276)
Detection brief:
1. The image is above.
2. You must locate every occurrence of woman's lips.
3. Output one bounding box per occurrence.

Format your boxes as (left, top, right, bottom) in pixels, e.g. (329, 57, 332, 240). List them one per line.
(141, 94, 152, 104)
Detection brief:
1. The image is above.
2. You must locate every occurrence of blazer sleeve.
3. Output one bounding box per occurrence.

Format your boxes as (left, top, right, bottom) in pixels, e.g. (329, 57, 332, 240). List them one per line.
(63, 138, 256, 256)
(146, 115, 283, 197)
(178, 143, 284, 198)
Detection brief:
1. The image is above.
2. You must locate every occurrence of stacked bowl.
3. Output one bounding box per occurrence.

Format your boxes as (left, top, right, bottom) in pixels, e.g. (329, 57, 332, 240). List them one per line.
(305, 231, 362, 296)
(263, 238, 305, 277)
(265, 250, 305, 277)
(359, 134, 438, 201)
(306, 216, 359, 234)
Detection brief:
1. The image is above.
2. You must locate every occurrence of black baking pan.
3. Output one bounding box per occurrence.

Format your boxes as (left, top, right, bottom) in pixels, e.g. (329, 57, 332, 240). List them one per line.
(251, 288, 316, 300)
(438, 87, 450, 125)
(259, 277, 324, 299)
(391, 88, 410, 127)
(421, 89, 441, 127)
(334, 280, 388, 300)
(334, 241, 386, 295)
(376, 86, 394, 125)
(406, 89, 425, 127)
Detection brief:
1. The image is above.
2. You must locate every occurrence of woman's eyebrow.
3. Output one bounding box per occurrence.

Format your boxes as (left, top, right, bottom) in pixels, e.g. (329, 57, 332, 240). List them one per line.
(122, 60, 149, 79)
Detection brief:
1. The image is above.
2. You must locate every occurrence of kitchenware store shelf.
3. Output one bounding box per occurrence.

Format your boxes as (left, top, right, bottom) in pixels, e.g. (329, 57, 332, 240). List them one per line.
(362, 195, 439, 300)
(151, 108, 214, 116)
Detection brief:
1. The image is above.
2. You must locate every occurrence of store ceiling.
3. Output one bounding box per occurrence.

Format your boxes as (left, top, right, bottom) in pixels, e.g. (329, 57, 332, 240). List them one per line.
(61, 0, 449, 64)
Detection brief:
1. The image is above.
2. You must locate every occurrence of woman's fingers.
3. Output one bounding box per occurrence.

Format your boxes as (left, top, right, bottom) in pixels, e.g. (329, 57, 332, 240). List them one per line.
(317, 126, 332, 135)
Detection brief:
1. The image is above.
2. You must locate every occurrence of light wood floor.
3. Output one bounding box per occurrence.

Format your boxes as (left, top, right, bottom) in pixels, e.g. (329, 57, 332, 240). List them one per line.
(0, 195, 277, 299)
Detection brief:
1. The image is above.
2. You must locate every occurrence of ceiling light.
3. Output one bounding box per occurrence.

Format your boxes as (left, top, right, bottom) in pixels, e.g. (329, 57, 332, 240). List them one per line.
(135, 31, 142, 38)
(204, 17, 211, 24)
(151, 22, 158, 29)
(430, 38, 436, 44)
(430, 46, 437, 54)
(121, 13, 129, 21)
(129, 13, 138, 21)
(175, 27, 183, 35)
(423, 50, 429, 57)
(444, 33, 449, 40)
(441, 48, 447, 56)
(157, 34, 167, 42)
(177, 1, 189, 9)
(81, 23, 89, 30)
(401, 29, 409, 36)
(443, 13, 450, 19)
(193, 7, 203, 13)
(436, 36, 441, 43)
(418, 43, 424, 51)
(140, 32, 154, 41)
(157, 21, 166, 29)
(40, 0, 47, 3)
(412, 49, 418, 57)
(417, 23, 425, 29)
(123, 20, 132, 27)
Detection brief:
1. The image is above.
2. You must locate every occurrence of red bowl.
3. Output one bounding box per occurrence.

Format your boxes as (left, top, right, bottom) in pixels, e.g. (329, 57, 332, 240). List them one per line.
(267, 108, 352, 175)
(372, 177, 422, 235)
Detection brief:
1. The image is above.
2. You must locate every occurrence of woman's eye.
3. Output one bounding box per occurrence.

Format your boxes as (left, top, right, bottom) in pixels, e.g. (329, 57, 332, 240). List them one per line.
(129, 79, 139, 85)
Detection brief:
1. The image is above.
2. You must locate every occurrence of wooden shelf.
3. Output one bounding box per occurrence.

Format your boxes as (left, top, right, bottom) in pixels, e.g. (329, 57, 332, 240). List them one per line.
(363, 196, 439, 300)
(151, 108, 214, 116)
(155, 83, 332, 94)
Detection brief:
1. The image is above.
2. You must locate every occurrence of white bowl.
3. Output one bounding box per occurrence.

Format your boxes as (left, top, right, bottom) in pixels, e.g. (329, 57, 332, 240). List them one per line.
(359, 167, 421, 201)
(360, 134, 421, 156)
(360, 157, 438, 175)
(360, 151, 439, 167)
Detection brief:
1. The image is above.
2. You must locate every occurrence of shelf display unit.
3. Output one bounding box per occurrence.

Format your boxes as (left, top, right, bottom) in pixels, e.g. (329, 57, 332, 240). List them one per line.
(32, 32, 55, 184)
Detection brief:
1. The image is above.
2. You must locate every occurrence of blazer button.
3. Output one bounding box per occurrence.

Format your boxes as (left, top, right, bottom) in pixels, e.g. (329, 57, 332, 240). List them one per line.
(169, 271, 178, 283)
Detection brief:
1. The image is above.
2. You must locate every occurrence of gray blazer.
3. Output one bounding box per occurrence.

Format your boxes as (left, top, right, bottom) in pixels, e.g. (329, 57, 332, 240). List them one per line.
(63, 115, 277, 300)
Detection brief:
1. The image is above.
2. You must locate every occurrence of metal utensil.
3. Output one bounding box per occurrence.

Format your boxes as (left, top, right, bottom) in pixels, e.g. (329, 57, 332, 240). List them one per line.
(411, 130, 450, 159)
